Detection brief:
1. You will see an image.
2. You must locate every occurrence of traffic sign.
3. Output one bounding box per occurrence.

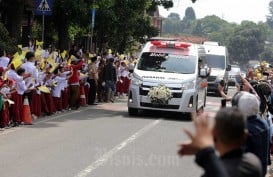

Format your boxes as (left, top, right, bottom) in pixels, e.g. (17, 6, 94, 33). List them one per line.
(35, 0, 53, 16)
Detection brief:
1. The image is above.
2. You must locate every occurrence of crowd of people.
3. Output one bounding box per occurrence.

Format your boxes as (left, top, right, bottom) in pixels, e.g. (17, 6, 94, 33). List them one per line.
(0, 44, 136, 128)
(179, 63, 273, 177)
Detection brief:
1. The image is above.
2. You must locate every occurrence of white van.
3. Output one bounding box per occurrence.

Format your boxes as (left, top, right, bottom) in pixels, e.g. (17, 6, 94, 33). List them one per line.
(127, 39, 209, 116)
(202, 41, 231, 95)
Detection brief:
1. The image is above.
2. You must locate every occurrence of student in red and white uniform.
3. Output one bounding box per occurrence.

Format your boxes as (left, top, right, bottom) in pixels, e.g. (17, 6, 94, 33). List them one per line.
(21, 52, 39, 116)
(38, 67, 50, 116)
(43, 70, 56, 115)
(60, 65, 71, 110)
(120, 61, 129, 96)
(0, 78, 16, 128)
(52, 66, 72, 112)
(31, 61, 43, 118)
(7, 66, 31, 126)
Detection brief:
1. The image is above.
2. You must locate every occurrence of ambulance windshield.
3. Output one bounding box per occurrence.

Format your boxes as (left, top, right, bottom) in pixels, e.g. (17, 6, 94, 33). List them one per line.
(137, 52, 196, 74)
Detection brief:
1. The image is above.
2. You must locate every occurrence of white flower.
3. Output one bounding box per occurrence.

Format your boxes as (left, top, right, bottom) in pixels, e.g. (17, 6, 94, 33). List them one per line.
(148, 84, 172, 104)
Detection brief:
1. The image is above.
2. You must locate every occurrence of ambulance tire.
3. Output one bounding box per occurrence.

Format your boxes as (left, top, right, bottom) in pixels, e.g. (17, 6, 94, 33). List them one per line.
(128, 107, 138, 116)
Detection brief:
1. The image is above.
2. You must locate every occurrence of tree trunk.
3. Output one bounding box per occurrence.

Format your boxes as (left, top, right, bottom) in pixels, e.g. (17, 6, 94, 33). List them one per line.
(5, 0, 24, 43)
(57, 14, 69, 50)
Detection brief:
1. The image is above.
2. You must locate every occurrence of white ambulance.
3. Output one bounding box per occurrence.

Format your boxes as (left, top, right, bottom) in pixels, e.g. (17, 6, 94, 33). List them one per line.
(202, 41, 231, 95)
(127, 39, 209, 116)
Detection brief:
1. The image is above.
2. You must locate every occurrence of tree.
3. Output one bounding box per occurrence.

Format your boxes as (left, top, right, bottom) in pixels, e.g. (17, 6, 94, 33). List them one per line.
(52, 0, 90, 50)
(267, 1, 273, 29)
(168, 13, 181, 20)
(0, 0, 25, 42)
(183, 7, 196, 21)
(51, 0, 174, 52)
(228, 21, 268, 64)
(162, 13, 182, 34)
(181, 8, 196, 34)
(0, 22, 17, 54)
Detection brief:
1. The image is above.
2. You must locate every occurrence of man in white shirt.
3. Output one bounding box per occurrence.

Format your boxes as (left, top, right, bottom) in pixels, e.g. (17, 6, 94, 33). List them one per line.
(21, 51, 38, 107)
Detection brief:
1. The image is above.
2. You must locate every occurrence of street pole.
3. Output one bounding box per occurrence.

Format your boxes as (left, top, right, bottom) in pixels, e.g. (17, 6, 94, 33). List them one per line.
(90, 0, 96, 52)
(42, 10, 45, 48)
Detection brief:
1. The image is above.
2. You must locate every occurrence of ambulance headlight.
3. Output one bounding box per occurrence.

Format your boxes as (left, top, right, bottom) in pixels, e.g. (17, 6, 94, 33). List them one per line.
(182, 80, 195, 90)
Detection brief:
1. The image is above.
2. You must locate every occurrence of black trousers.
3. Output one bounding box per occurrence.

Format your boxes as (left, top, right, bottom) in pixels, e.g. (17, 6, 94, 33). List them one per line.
(88, 79, 97, 104)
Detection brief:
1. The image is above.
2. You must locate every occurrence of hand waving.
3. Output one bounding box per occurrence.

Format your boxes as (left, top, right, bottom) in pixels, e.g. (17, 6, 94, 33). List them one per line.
(178, 113, 214, 156)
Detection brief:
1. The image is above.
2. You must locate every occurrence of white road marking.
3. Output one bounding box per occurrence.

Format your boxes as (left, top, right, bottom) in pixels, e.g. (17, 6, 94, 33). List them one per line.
(74, 119, 162, 177)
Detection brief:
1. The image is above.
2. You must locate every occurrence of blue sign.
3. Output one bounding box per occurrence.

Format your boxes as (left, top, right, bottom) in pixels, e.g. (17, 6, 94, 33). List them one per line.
(91, 8, 96, 29)
(35, 0, 53, 16)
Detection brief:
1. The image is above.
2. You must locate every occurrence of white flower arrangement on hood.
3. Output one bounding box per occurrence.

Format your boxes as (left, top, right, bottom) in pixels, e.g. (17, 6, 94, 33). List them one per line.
(148, 84, 172, 104)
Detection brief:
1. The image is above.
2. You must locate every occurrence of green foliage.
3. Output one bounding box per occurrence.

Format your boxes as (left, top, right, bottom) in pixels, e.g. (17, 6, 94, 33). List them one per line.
(148, 0, 174, 11)
(267, 1, 273, 29)
(228, 21, 267, 63)
(0, 22, 17, 54)
(162, 13, 182, 34)
(261, 45, 273, 61)
(50, 0, 171, 52)
(192, 15, 230, 36)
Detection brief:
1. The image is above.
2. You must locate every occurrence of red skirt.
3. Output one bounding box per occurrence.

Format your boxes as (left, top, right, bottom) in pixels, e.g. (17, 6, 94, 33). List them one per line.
(31, 92, 41, 117)
(44, 93, 56, 114)
(53, 97, 62, 111)
(40, 93, 49, 114)
(116, 80, 122, 94)
(10, 93, 22, 123)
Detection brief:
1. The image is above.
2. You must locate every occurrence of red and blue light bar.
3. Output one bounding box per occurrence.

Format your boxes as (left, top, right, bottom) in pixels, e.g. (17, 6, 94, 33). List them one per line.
(151, 40, 191, 49)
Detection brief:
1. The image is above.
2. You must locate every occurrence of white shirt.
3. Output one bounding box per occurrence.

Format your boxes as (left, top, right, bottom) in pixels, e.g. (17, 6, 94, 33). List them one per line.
(52, 76, 66, 97)
(0, 56, 10, 69)
(120, 66, 129, 77)
(7, 70, 26, 95)
(16, 79, 27, 95)
(7, 70, 23, 83)
(21, 61, 38, 91)
(60, 71, 70, 89)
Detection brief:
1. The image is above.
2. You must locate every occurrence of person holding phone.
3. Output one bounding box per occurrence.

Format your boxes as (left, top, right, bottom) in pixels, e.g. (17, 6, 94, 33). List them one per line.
(218, 80, 231, 107)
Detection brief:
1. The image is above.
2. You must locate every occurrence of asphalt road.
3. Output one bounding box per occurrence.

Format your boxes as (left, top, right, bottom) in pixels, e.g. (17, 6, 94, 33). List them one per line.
(0, 87, 237, 177)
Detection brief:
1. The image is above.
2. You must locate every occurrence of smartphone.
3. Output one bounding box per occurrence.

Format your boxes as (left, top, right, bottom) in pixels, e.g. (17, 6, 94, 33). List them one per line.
(221, 99, 226, 107)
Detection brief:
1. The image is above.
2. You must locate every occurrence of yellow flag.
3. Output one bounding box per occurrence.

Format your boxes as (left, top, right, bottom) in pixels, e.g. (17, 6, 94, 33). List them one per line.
(36, 40, 44, 47)
(108, 49, 112, 54)
(39, 58, 46, 70)
(38, 86, 50, 93)
(61, 50, 67, 59)
(89, 53, 94, 58)
(13, 52, 19, 58)
(120, 54, 125, 60)
(12, 56, 23, 70)
(35, 48, 42, 58)
(22, 49, 29, 58)
(47, 57, 57, 73)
